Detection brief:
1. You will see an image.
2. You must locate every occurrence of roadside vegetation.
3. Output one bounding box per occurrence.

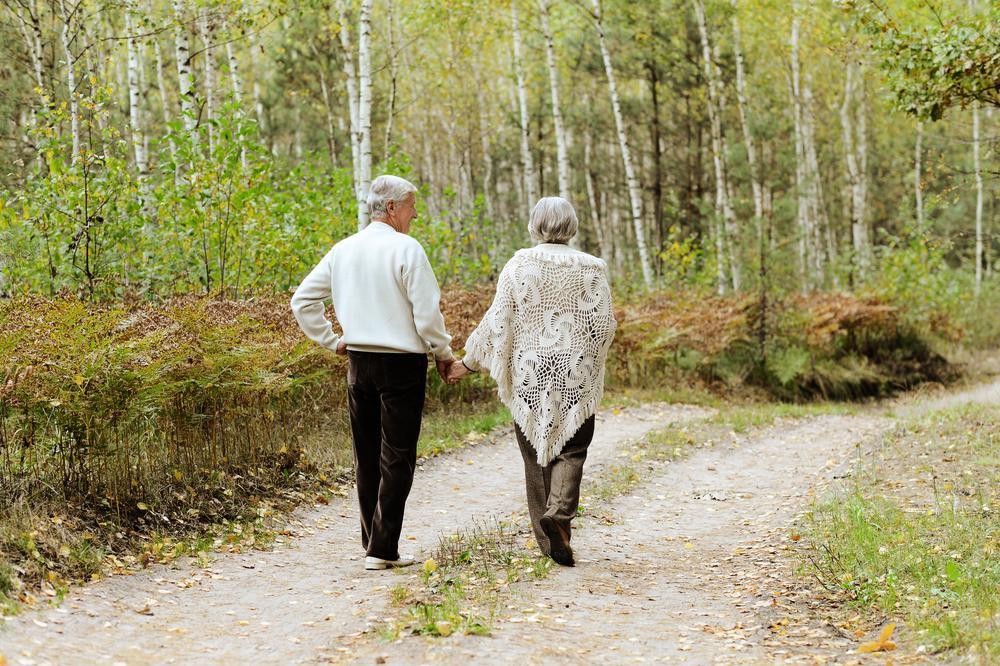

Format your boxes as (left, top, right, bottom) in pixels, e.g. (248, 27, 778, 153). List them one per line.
(801, 405, 999, 661)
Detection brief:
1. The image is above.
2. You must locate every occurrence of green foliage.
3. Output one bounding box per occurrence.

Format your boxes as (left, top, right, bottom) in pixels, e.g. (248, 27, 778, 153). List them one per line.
(874, 224, 965, 340)
(853, 1, 1000, 119)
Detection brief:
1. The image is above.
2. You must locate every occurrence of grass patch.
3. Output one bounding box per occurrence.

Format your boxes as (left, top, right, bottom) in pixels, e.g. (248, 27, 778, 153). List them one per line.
(417, 400, 510, 457)
(381, 518, 551, 638)
(801, 404, 999, 660)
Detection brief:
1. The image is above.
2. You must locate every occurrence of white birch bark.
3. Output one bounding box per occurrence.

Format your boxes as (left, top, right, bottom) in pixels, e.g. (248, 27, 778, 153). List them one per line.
(222, 19, 248, 168)
(973, 100, 984, 295)
(153, 38, 177, 163)
(693, 0, 738, 292)
(584, 131, 612, 261)
(384, 0, 398, 158)
(840, 60, 868, 279)
(356, 0, 374, 229)
(914, 120, 924, 226)
(199, 11, 216, 153)
(173, 0, 197, 147)
(789, 10, 809, 290)
(337, 0, 362, 214)
(249, 32, 267, 139)
(539, 0, 570, 201)
(511, 0, 537, 211)
(592, 0, 653, 289)
(731, 3, 763, 233)
(803, 79, 831, 281)
(125, 5, 148, 178)
(59, 0, 81, 162)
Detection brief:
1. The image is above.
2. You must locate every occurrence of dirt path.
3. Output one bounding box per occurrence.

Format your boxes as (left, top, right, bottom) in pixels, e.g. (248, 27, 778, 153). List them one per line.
(4, 379, 997, 665)
(350, 414, 892, 665)
(0, 403, 711, 665)
(345, 378, 1000, 665)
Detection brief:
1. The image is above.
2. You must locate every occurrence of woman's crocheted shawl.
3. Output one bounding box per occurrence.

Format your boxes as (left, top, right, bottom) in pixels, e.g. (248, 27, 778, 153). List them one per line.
(464, 244, 617, 466)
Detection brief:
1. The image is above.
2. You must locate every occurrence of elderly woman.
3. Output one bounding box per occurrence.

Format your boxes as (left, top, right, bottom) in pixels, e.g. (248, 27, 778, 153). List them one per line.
(449, 197, 617, 566)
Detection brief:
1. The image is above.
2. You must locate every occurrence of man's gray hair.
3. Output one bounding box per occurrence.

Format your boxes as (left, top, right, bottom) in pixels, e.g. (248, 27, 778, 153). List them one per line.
(528, 196, 579, 244)
(368, 175, 418, 216)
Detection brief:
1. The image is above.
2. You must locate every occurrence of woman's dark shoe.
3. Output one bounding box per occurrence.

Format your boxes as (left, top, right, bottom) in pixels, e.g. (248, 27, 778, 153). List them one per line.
(540, 515, 574, 566)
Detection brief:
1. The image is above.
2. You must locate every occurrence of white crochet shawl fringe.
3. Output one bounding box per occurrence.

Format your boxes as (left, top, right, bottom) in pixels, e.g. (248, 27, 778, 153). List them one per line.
(464, 244, 617, 466)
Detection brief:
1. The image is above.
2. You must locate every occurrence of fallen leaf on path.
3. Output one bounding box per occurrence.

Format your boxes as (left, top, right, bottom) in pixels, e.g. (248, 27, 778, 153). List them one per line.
(435, 620, 453, 636)
(858, 623, 897, 653)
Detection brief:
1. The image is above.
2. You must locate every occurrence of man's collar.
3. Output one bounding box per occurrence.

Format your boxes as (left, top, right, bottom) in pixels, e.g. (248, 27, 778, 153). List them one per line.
(366, 220, 395, 232)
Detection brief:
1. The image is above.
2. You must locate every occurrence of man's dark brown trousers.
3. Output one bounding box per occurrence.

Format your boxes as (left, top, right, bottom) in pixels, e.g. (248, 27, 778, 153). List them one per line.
(346, 351, 427, 560)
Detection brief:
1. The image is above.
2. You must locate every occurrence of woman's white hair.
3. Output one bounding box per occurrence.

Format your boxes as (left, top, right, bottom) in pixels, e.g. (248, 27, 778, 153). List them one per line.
(368, 175, 418, 216)
(528, 197, 579, 244)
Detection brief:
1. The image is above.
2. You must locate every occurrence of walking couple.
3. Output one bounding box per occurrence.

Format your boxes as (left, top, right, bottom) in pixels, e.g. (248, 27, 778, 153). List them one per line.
(291, 175, 617, 570)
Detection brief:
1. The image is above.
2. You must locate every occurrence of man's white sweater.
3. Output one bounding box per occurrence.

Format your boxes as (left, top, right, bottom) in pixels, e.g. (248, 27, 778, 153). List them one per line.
(290, 221, 455, 361)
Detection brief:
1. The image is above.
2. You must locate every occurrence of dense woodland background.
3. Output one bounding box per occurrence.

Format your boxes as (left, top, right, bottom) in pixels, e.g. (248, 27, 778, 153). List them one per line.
(0, 0, 996, 302)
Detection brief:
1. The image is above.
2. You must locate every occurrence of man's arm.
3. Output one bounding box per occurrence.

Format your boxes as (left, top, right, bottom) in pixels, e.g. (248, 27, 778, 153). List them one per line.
(290, 250, 344, 353)
(402, 244, 455, 362)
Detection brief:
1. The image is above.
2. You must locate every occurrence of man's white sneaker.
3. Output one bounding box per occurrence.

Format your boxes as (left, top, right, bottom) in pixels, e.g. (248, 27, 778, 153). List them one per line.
(365, 555, 416, 570)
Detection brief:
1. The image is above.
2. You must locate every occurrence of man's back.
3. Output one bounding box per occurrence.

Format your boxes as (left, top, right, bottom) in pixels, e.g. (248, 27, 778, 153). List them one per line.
(290, 221, 453, 359)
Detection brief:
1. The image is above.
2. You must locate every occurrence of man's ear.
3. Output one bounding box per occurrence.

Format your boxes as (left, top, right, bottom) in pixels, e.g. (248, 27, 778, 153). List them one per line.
(385, 199, 396, 214)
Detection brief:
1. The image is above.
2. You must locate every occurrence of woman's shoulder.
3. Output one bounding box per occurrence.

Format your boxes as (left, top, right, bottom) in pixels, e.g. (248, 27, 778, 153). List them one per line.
(515, 245, 608, 270)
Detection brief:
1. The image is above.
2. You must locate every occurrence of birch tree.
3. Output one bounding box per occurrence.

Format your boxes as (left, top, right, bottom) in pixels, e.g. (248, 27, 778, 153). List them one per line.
(972, 100, 984, 295)
(538, 0, 570, 201)
(590, 0, 653, 289)
(511, 0, 537, 211)
(222, 18, 248, 168)
(357, 0, 374, 228)
(199, 11, 217, 153)
(173, 0, 197, 147)
(914, 121, 924, 226)
(125, 3, 149, 180)
(693, 0, 739, 293)
(337, 0, 362, 222)
(58, 0, 81, 162)
(840, 60, 870, 279)
(731, 3, 764, 238)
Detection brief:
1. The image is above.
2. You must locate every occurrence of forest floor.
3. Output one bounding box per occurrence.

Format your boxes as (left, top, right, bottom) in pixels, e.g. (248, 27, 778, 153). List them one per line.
(1, 378, 998, 665)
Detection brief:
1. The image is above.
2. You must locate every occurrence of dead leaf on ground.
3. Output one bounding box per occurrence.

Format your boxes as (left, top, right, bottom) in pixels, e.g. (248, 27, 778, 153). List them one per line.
(858, 623, 897, 653)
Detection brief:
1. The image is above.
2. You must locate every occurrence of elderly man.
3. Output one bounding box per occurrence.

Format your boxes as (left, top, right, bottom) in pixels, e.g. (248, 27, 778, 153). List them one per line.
(291, 175, 455, 570)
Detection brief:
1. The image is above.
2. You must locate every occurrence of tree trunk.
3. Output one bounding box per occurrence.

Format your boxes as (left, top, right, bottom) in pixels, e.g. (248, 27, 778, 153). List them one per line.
(538, 0, 570, 202)
(125, 5, 148, 180)
(357, 0, 373, 229)
(313, 46, 338, 167)
(693, 0, 739, 292)
(914, 120, 924, 226)
(59, 0, 81, 162)
(646, 59, 664, 274)
(789, 5, 813, 291)
(840, 60, 869, 281)
(591, 0, 653, 289)
(337, 0, 362, 222)
(384, 0, 398, 159)
(249, 32, 268, 142)
(222, 19, 248, 168)
(731, 3, 764, 238)
(199, 11, 216, 153)
(585, 131, 612, 261)
(173, 0, 197, 148)
(973, 100, 984, 295)
(511, 0, 537, 212)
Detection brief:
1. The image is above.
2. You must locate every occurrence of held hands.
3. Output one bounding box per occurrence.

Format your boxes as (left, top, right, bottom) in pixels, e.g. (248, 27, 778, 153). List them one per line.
(336, 341, 348, 356)
(446, 359, 472, 384)
(435, 358, 473, 385)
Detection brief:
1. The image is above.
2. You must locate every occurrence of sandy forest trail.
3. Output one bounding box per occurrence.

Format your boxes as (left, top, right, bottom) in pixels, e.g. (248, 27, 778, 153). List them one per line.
(2, 379, 998, 665)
